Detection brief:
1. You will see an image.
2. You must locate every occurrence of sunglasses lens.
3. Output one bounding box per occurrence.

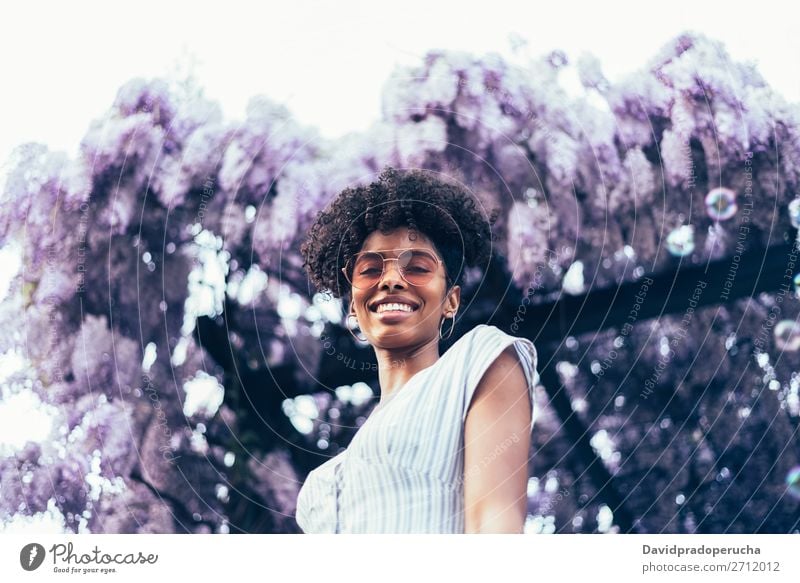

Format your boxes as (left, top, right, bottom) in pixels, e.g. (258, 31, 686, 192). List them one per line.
(398, 250, 437, 285)
(350, 252, 384, 288)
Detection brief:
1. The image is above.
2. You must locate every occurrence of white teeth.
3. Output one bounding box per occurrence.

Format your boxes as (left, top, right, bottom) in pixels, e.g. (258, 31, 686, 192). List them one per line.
(376, 302, 415, 313)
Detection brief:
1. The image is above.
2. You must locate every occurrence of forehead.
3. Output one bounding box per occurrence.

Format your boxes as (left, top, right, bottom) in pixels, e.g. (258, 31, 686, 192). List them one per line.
(360, 227, 437, 255)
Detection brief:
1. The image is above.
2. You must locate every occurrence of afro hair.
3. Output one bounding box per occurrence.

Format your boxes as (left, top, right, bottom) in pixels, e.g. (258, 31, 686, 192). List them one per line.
(300, 167, 498, 300)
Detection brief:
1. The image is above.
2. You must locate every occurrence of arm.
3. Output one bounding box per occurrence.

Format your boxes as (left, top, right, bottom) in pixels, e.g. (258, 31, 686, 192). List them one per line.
(463, 345, 532, 534)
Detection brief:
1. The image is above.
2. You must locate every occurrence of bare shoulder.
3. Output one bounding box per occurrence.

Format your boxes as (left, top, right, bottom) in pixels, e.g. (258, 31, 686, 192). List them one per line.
(466, 345, 531, 420)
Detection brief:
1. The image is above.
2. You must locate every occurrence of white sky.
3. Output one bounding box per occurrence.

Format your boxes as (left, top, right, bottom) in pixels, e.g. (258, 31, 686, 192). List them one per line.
(1, 0, 799, 171)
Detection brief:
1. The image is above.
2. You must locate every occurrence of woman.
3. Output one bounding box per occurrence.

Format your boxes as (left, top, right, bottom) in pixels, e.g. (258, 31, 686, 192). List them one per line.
(296, 167, 540, 533)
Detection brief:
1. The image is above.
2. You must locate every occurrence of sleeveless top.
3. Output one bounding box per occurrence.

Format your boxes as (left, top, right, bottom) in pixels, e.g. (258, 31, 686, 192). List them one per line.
(294, 324, 539, 534)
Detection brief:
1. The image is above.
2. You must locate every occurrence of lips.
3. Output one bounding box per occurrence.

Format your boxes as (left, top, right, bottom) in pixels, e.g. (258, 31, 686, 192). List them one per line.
(368, 297, 421, 312)
(373, 307, 417, 324)
(367, 297, 420, 325)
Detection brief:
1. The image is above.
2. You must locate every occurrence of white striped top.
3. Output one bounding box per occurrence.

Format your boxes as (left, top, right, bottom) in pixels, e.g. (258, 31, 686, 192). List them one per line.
(295, 324, 539, 534)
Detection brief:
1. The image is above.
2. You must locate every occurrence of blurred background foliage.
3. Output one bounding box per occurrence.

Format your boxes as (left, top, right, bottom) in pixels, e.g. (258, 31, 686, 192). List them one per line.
(1, 31, 799, 533)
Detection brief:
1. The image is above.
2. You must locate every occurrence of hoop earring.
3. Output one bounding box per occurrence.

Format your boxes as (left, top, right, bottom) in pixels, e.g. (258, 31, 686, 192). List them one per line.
(439, 312, 456, 340)
(346, 313, 368, 343)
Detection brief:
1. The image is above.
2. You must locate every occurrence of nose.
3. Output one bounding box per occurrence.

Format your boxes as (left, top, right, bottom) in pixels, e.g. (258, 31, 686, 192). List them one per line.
(378, 259, 407, 289)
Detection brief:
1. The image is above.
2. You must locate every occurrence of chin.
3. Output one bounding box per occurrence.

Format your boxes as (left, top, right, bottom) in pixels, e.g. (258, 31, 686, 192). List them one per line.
(372, 325, 430, 344)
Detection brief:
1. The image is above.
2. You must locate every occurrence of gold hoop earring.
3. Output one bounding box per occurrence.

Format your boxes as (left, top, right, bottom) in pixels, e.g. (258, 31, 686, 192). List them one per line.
(439, 312, 456, 340)
(346, 313, 368, 343)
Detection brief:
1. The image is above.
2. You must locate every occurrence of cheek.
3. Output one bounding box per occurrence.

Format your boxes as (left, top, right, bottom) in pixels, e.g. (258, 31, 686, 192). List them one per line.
(352, 290, 372, 313)
(423, 284, 447, 305)
(418, 290, 445, 315)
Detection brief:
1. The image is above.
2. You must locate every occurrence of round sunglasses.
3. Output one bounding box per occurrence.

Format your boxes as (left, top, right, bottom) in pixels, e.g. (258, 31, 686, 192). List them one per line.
(342, 248, 447, 289)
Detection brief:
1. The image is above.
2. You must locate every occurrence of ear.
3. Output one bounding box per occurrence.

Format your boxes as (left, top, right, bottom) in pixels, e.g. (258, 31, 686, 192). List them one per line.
(444, 284, 461, 316)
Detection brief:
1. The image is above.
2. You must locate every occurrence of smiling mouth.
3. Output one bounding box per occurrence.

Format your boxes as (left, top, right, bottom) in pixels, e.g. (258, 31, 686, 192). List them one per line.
(370, 302, 420, 314)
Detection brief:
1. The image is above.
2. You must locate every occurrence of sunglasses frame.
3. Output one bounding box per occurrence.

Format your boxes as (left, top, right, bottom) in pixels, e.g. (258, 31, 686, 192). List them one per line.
(342, 247, 449, 289)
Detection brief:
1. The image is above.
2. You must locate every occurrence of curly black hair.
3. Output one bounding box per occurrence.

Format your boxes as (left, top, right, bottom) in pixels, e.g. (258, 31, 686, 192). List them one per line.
(300, 167, 498, 300)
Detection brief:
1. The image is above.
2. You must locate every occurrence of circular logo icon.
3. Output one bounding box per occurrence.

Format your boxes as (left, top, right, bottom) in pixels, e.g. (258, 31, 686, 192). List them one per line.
(20, 543, 46, 571)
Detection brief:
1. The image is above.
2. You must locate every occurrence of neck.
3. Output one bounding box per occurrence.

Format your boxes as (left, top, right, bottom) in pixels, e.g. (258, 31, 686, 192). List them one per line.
(374, 336, 440, 403)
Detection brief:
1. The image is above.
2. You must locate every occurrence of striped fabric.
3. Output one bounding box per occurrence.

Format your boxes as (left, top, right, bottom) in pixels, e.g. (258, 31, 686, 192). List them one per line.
(295, 324, 540, 534)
